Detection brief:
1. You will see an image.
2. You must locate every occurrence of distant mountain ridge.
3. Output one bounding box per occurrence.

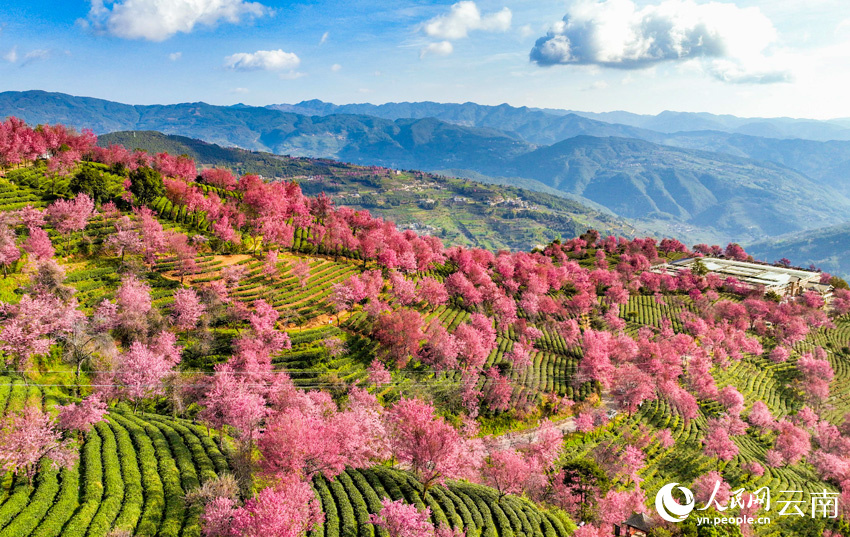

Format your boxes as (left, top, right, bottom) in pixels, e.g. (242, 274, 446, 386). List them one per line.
(747, 223, 850, 278)
(270, 98, 850, 194)
(274, 99, 850, 142)
(4, 90, 850, 246)
(268, 99, 657, 146)
(499, 135, 849, 241)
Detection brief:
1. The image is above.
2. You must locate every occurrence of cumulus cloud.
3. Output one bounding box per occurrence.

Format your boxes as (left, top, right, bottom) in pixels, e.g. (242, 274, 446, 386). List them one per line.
(330, 63, 342, 72)
(83, 0, 269, 41)
(420, 41, 454, 59)
(529, 0, 791, 83)
(168, 52, 182, 61)
(423, 1, 511, 40)
(224, 49, 300, 71)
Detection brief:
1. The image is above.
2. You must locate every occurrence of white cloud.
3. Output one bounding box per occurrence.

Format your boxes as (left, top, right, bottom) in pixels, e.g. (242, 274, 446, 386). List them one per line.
(231, 87, 249, 94)
(84, 0, 269, 42)
(582, 80, 609, 91)
(168, 52, 182, 61)
(3, 47, 17, 63)
(836, 19, 850, 38)
(22, 50, 50, 66)
(4, 47, 51, 66)
(420, 41, 454, 59)
(423, 1, 511, 40)
(330, 63, 342, 72)
(224, 49, 300, 71)
(529, 0, 791, 84)
(320, 31, 329, 45)
(278, 70, 306, 80)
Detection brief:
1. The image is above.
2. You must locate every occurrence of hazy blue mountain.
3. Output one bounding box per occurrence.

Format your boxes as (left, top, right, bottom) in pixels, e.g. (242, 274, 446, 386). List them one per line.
(747, 223, 850, 279)
(274, 98, 850, 142)
(566, 109, 850, 141)
(269, 98, 850, 191)
(268, 99, 656, 145)
(501, 136, 850, 241)
(650, 131, 850, 194)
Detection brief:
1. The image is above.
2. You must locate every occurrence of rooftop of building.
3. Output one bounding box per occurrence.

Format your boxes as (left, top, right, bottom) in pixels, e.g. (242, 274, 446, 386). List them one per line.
(660, 257, 821, 288)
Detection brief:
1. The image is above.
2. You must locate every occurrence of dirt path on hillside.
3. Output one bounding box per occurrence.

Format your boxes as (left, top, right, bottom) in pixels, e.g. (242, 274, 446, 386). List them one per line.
(284, 313, 339, 330)
(161, 254, 254, 283)
(489, 396, 617, 450)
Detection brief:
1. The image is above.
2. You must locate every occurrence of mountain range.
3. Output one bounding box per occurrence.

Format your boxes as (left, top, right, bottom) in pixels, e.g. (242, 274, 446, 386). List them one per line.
(3, 90, 850, 274)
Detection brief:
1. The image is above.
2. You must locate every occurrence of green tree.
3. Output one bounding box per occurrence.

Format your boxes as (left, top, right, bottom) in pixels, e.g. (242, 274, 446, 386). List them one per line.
(830, 276, 849, 290)
(692, 258, 709, 276)
(561, 459, 610, 523)
(70, 166, 110, 203)
(129, 166, 164, 204)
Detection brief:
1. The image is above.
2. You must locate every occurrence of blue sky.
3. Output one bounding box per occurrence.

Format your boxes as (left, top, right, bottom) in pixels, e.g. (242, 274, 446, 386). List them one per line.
(1, 0, 849, 118)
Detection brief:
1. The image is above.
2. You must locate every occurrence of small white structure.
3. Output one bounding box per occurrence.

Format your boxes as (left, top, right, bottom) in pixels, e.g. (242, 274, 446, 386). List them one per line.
(657, 257, 827, 297)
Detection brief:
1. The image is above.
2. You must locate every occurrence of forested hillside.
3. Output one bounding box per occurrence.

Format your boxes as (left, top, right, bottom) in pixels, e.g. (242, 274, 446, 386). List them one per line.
(97, 130, 637, 253)
(1, 116, 850, 537)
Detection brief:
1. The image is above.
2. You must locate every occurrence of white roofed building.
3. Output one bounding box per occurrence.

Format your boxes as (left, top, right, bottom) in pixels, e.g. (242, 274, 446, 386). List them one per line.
(654, 257, 828, 298)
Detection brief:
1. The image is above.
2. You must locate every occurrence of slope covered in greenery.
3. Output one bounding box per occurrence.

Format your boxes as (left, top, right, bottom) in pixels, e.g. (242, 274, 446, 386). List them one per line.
(98, 130, 637, 252)
(3, 117, 850, 537)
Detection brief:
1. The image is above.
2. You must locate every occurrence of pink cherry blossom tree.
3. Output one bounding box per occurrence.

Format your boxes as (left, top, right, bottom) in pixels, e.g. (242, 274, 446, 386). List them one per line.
(797, 350, 834, 408)
(23, 226, 54, 261)
(369, 498, 433, 537)
(483, 367, 513, 412)
(656, 429, 675, 449)
(46, 193, 95, 249)
(611, 364, 656, 416)
(718, 385, 745, 415)
(104, 215, 142, 262)
(703, 418, 739, 465)
(693, 471, 731, 507)
(114, 275, 153, 340)
(201, 479, 323, 537)
(0, 225, 20, 277)
(172, 287, 206, 336)
(418, 278, 448, 310)
(109, 332, 181, 411)
(373, 309, 424, 368)
(262, 249, 279, 280)
(57, 394, 108, 435)
(322, 336, 345, 358)
(0, 292, 78, 372)
(773, 420, 811, 465)
(386, 398, 482, 494)
(368, 360, 392, 389)
(291, 259, 311, 288)
(0, 407, 78, 484)
(747, 401, 775, 431)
